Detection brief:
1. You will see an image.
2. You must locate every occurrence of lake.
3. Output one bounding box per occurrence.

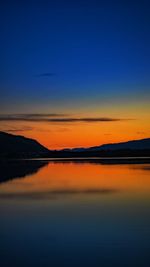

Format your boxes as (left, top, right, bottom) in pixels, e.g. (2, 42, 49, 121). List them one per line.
(0, 159, 150, 267)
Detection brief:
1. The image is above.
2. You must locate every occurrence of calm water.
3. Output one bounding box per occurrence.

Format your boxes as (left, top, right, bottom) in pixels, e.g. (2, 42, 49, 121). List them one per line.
(0, 159, 150, 267)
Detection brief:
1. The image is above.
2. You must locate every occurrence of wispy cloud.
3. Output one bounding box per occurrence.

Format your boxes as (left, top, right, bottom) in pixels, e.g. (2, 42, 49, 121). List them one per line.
(137, 131, 145, 134)
(35, 72, 56, 77)
(0, 126, 33, 132)
(15, 113, 67, 118)
(0, 113, 66, 121)
(0, 114, 131, 123)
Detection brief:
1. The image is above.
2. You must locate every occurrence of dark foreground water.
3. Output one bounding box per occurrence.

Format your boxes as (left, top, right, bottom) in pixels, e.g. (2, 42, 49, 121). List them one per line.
(0, 159, 150, 267)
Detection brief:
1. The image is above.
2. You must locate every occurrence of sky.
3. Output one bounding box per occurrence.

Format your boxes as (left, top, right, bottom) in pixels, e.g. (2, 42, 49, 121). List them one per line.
(0, 0, 150, 149)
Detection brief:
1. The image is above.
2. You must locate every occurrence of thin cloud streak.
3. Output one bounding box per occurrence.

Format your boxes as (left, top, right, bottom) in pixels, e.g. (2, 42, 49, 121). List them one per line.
(35, 72, 56, 77)
(0, 113, 67, 118)
(0, 114, 132, 123)
(1, 126, 33, 132)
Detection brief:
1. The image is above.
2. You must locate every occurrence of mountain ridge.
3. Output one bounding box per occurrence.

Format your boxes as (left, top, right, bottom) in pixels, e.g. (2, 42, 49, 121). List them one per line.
(0, 131, 49, 158)
(0, 131, 150, 158)
(63, 138, 150, 152)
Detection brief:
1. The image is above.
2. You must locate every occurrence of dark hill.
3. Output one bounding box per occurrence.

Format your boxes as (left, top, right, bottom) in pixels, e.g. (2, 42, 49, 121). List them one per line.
(58, 138, 150, 157)
(87, 138, 150, 151)
(0, 131, 49, 158)
(0, 131, 150, 158)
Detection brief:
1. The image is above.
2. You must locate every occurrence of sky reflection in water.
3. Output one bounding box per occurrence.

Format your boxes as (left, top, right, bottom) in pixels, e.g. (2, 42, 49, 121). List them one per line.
(0, 160, 150, 267)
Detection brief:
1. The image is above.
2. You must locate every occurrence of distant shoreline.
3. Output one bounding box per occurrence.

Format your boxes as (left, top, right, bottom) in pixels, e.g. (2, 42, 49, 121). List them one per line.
(1, 157, 150, 165)
(1, 132, 150, 160)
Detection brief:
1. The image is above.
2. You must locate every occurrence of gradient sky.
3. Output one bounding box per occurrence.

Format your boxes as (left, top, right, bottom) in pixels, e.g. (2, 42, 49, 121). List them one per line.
(0, 0, 150, 149)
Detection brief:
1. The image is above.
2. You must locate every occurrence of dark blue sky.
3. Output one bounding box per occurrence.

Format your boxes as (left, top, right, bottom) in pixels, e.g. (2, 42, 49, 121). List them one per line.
(0, 0, 150, 113)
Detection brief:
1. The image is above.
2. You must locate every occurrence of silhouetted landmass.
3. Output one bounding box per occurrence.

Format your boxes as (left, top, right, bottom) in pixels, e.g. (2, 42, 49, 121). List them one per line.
(48, 138, 150, 158)
(0, 160, 48, 183)
(0, 131, 49, 158)
(69, 138, 150, 151)
(0, 131, 150, 159)
(49, 148, 150, 158)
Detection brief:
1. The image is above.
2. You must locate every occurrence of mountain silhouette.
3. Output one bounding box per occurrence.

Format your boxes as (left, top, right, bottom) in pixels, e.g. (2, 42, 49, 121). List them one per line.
(59, 138, 150, 157)
(68, 138, 150, 152)
(0, 131, 150, 158)
(0, 131, 49, 158)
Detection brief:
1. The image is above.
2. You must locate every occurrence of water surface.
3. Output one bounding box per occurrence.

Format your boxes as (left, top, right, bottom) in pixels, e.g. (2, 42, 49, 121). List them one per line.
(0, 159, 150, 267)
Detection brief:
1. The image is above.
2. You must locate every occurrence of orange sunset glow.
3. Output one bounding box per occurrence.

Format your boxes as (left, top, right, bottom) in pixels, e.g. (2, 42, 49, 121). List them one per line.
(0, 104, 149, 149)
(1, 1, 150, 267)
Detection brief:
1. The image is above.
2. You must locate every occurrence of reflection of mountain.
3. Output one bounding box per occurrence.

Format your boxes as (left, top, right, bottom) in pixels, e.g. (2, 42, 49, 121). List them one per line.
(0, 160, 48, 183)
(47, 158, 150, 165)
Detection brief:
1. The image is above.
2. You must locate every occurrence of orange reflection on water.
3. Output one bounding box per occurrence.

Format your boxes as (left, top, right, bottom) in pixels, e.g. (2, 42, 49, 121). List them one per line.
(0, 162, 150, 196)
